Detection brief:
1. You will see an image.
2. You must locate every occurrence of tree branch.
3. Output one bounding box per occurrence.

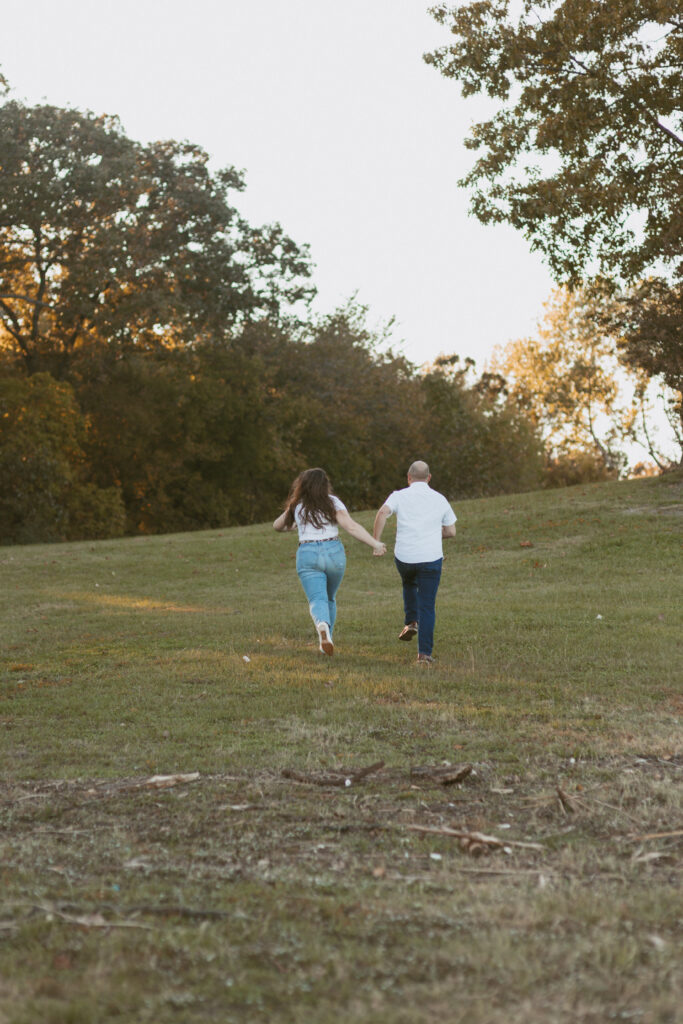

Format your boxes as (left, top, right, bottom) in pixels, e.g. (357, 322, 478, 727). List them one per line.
(0, 293, 52, 308)
(31, 228, 48, 343)
(0, 298, 24, 339)
(568, 54, 683, 149)
(638, 400, 667, 469)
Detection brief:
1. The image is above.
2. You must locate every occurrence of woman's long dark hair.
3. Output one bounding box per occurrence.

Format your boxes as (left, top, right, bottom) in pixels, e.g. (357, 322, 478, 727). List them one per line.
(284, 468, 338, 529)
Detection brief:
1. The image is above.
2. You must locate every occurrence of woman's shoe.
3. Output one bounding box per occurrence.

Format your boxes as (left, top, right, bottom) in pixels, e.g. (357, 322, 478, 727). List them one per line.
(317, 622, 334, 656)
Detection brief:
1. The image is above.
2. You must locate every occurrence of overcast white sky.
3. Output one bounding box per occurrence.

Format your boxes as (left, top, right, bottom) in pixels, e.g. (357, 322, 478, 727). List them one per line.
(2, 0, 556, 368)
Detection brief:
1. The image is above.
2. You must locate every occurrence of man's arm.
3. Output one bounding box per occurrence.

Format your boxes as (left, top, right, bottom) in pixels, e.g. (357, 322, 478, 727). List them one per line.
(373, 504, 391, 540)
(442, 523, 456, 539)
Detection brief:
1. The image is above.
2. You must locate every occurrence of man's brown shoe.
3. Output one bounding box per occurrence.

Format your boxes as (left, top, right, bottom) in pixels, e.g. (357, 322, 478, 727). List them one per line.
(398, 622, 418, 641)
(416, 654, 434, 665)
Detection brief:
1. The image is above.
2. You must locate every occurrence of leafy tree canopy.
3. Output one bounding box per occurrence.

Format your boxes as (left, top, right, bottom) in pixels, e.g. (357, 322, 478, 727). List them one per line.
(0, 372, 124, 542)
(493, 286, 682, 472)
(612, 276, 683, 399)
(426, 0, 683, 283)
(0, 101, 314, 376)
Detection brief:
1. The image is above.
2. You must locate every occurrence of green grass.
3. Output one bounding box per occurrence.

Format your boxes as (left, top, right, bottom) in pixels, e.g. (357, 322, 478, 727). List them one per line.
(1, 473, 681, 1023)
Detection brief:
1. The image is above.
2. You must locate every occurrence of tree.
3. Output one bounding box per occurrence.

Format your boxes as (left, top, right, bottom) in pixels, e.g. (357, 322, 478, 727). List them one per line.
(419, 355, 544, 497)
(74, 342, 303, 534)
(0, 100, 314, 377)
(0, 372, 124, 543)
(492, 286, 682, 474)
(259, 302, 424, 508)
(614, 278, 683, 394)
(426, 1, 683, 284)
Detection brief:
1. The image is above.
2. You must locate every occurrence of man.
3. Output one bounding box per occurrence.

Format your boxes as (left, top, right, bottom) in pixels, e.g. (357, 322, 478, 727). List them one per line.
(373, 461, 456, 664)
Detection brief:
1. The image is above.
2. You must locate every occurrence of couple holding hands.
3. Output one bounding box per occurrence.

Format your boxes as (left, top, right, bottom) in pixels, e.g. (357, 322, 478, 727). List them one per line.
(273, 462, 457, 665)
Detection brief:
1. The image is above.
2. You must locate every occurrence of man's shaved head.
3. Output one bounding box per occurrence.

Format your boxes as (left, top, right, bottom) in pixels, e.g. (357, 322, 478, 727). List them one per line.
(407, 461, 430, 481)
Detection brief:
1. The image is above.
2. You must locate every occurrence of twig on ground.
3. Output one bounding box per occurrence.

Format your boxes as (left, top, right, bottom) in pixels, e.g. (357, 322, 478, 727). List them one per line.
(281, 768, 351, 788)
(387, 867, 557, 879)
(99, 903, 235, 920)
(557, 786, 579, 814)
(346, 760, 386, 782)
(410, 764, 473, 786)
(406, 824, 543, 852)
(129, 772, 200, 790)
(28, 905, 156, 930)
(628, 829, 683, 841)
(28, 828, 95, 836)
(631, 850, 676, 864)
(586, 797, 643, 825)
(281, 761, 384, 788)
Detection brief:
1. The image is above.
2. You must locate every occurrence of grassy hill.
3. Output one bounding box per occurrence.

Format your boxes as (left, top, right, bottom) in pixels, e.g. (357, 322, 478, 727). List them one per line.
(1, 473, 681, 1023)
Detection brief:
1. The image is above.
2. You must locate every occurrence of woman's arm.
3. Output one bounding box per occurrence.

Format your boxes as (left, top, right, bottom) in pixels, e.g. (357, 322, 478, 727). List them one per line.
(273, 511, 296, 532)
(336, 509, 386, 555)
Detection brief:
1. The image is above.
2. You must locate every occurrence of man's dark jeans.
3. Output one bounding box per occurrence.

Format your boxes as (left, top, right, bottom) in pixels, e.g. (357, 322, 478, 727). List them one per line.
(394, 556, 443, 657)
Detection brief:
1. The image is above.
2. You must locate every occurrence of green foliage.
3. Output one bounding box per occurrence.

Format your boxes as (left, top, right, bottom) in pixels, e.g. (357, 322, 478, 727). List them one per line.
(494, 286, 683, 474)
(74, 344, 302, 534)
(614, 277, 683, 399)
(0, 372, 124, 543)
(420, 355, 545, 497)
(241, 304, 545, 509)
(0, 95, 551, 542)
(0, 300, 548, 541)
(0, 100, 314, 377)
(426, 0, 683, 284)
(265, 303, 423, 507)
(542, 448, 617, 487)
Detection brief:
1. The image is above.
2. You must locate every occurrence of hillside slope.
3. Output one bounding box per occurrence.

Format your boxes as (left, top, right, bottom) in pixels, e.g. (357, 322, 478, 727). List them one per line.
(1, 473, 681, 1024)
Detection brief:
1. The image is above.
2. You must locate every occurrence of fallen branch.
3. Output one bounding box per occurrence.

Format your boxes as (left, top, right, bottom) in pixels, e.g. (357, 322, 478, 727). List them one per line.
(95, 902, 235, 920)
(88, 772, 201, 795)
(28, 828, 95, 836)
(407, 824, 543, 852)
(631, 850, 674, 864)
(629, 829, 683, 842)
(387, 867, 557, 879)
(281, 768, 351, 788)
(30, 905, 155, 930)
(556, 786, 578, 815)
(348, 760, 385, 782)
(135, 772, 200, 790)
(8, 901, 235, 923)
(281, 761, 384, 788)
(410, 764, 473, 786)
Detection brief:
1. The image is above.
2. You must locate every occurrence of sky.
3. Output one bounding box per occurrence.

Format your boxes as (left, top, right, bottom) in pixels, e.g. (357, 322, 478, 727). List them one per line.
(1, 0, 557, 369)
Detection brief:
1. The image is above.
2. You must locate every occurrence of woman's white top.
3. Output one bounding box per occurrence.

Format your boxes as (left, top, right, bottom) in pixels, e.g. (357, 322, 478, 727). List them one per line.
(294, 495, 347, 542)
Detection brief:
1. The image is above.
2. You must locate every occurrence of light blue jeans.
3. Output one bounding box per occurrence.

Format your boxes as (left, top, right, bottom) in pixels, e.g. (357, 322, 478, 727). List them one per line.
(296, 538, 346, 637)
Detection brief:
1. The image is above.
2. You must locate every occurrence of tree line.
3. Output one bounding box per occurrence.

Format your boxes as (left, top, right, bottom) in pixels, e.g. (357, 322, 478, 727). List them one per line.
(0, 95, 544, 544)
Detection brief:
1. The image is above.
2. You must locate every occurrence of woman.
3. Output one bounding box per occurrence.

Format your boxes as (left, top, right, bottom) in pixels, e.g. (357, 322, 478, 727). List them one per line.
(274, 468, 386, 655)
